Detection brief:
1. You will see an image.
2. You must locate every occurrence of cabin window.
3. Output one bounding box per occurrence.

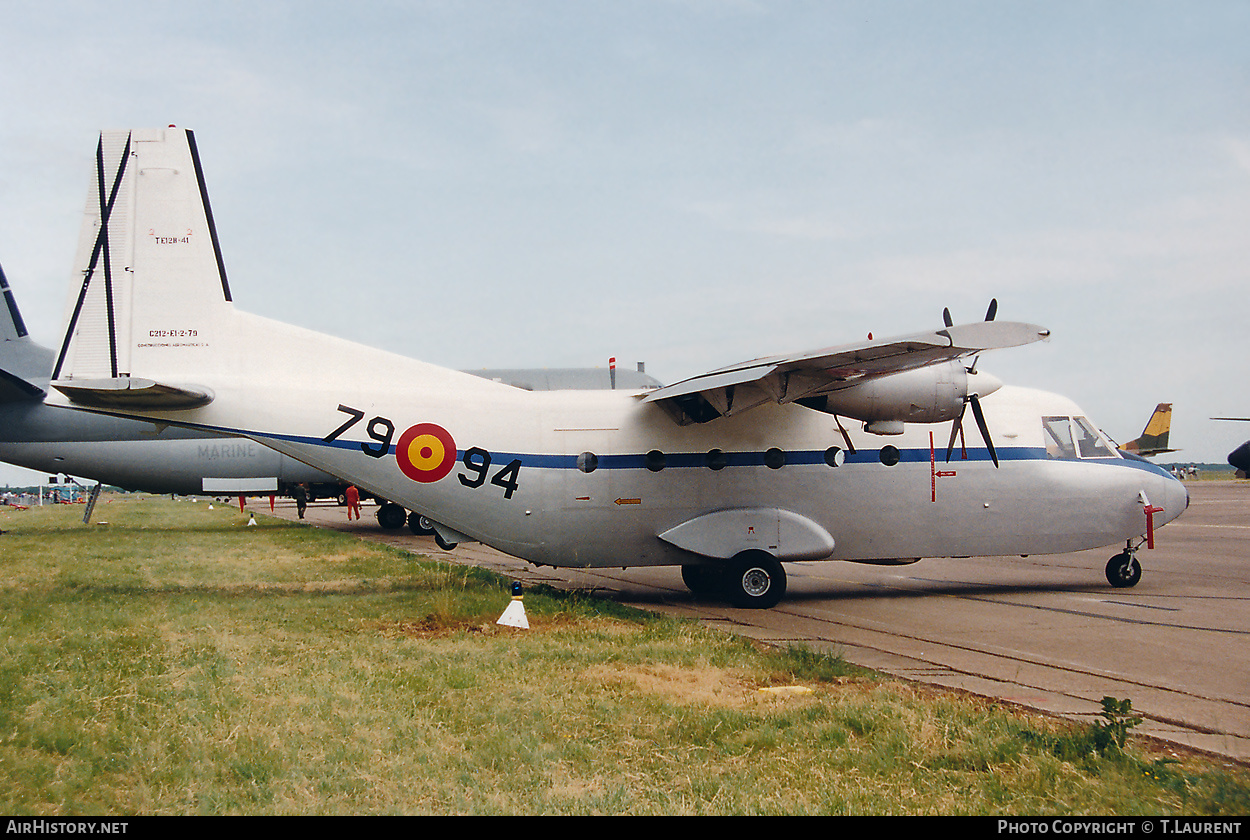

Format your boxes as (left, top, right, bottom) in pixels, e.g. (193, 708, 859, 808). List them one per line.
(1044, 416, 1118, 460)
(1043, 416, 1077, 459)
(879, 445, 900, 467)
(577, 452, 598, 473)
(1074, 417, 1117, 459)
(765, 447, 786, 470)
(824, 446, 844, 467)
(645, 450, 666, 472)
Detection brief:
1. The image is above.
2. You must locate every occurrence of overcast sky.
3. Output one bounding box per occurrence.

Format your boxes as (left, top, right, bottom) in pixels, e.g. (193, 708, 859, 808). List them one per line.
(1, 1, 1247, 485)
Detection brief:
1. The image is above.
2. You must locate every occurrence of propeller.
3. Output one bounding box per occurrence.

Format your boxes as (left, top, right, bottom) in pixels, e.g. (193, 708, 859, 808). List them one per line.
(943, 299, 1001, 468)
(943, 298, 997, 328)
(834, 414, 857, 454)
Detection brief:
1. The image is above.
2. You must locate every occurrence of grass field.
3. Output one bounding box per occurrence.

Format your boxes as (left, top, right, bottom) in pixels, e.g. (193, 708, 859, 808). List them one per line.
(0, 496, 1246, 815)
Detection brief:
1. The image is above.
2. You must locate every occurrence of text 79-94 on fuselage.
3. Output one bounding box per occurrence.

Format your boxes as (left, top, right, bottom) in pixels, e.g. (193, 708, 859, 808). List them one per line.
(44, 128, 1188, 608)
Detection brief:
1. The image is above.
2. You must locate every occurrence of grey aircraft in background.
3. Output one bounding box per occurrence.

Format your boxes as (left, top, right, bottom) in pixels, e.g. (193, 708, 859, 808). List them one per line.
(0, 264, 659, 528)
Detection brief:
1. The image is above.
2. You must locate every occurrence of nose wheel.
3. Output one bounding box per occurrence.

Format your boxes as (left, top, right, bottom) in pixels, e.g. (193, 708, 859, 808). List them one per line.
(1105, 544, 1142, 588)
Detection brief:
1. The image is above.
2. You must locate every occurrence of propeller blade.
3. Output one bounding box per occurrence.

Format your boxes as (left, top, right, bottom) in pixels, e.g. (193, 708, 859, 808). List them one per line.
(969, 394, 999, 468)
(834, 414, 857, 454)
(985, 298, 998, 322)
(945, 403, 965, 463)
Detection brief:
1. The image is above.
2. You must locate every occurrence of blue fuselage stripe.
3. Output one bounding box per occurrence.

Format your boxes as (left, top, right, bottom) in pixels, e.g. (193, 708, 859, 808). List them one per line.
(265, 430, 1176, 478)
(69, 407, 1174, 481)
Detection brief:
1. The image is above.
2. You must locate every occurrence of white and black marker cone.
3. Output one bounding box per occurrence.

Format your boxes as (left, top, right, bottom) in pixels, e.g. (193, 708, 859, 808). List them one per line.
(497, 581, 529, 629)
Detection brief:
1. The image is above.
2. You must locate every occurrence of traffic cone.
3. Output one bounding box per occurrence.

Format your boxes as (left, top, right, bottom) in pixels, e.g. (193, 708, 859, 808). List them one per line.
(496, 581, 529, 629)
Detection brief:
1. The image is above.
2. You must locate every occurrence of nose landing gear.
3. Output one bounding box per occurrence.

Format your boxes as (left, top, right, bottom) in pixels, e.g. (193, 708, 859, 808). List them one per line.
(1105, 541, 1143, 588)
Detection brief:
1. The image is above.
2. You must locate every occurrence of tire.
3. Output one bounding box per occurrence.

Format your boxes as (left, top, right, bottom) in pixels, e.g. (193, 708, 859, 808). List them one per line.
(1105, 552, 1142, 588)
(434, 531, 458, 551)
(376, 503, 406, 530)
(723, 551, 786, 609)
(408, 511, 435, 536)
(681, 564, 724, 596)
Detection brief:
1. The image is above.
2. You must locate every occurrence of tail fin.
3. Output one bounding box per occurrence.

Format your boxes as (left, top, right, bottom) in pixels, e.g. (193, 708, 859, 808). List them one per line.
(50, 128, 231, 408)
(1120, 403, 1178, 457)
(0, 263, 53, 402)
(2, 261, 30, 342)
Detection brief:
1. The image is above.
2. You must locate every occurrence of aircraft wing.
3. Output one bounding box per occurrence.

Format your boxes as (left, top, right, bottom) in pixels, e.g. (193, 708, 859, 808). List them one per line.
(643, 319, 1049, 424)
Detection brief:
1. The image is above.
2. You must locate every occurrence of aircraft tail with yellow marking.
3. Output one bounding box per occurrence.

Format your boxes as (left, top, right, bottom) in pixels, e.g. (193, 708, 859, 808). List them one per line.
(1119, 403, 1178, 457)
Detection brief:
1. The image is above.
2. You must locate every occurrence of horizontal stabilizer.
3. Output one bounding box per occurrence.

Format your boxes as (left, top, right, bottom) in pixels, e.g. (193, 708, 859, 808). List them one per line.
(51, 376, 213, 409)
(0, 367, 46, 402)
(0, 262, 53, 402)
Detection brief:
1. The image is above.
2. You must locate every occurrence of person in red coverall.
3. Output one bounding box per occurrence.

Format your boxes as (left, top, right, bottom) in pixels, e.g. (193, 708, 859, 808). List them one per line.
(345, 484, 361, 520)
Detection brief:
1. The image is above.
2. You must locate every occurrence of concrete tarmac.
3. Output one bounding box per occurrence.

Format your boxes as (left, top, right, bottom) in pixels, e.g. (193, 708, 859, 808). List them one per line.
(265, 479, 1249, 763)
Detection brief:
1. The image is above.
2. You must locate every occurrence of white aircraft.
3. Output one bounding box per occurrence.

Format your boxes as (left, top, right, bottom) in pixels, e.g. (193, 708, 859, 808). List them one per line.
(42, 128, 1189, 607)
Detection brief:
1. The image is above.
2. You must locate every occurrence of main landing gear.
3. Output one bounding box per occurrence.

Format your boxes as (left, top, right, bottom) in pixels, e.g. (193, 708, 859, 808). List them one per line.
(376, 502, 407, 530)
(407, 512, 436, 536)
(1105, 541, 1143, 588)
(682, 551, 787, 609)
(378, 504, 455, 548)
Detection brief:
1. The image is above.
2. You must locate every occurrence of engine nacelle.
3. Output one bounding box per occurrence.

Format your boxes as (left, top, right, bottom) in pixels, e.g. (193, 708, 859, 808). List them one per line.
(798, 360, 1001, 430)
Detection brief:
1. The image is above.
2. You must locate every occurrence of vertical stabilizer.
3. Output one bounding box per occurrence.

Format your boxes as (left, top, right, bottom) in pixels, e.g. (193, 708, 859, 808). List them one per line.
(1, 262, 30, 342)
(0, 263, 53, 401)
(51, 128, 233, 403)
(1120, 403, 1177, 457)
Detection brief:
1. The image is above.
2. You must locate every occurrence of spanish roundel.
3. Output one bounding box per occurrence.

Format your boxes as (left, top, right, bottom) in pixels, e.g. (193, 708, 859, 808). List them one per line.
(395, 423, 457, 483)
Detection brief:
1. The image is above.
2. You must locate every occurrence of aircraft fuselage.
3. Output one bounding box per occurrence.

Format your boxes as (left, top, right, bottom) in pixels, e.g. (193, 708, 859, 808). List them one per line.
(114, 315, 1185, 572)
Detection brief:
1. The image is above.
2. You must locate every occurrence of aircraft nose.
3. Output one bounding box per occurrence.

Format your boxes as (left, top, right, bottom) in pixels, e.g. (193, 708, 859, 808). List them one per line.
(1155, 472, 1190, 524)
(1173, 476, 1190, 516)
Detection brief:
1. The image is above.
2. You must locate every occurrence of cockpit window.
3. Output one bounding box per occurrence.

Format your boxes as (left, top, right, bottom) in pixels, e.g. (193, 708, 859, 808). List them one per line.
(1043, 416, 1119, 460)
(1074, 416, 1117, 459)
(1043, 416, 1076, 459)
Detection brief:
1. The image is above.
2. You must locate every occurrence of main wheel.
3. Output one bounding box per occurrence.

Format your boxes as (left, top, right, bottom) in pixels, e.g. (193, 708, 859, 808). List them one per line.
(1105, 552, 1142, 588)
(723, 551, 786, 609)
(681, 564, 724, 596)
(376, 503, 406, 530)
(408, 511, 435, 536)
